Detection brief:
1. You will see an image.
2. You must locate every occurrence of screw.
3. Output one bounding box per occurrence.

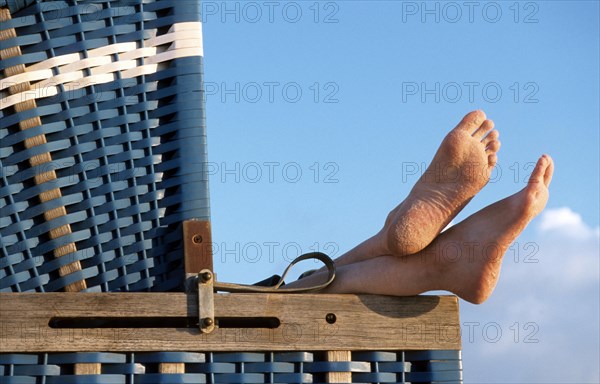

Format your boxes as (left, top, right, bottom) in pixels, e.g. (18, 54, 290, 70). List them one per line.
(200, 271, 213, 283)
(325, 313, 336, 324)
(202, 318, 214, 328)
(192, 234, 203, 244)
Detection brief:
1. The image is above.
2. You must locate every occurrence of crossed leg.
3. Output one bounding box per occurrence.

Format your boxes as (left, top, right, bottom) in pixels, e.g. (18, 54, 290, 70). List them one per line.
(283, 110, 553, 303)
(287, 155, 554, 304)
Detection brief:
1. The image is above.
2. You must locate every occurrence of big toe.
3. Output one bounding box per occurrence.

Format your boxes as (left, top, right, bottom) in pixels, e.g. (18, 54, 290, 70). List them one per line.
(529, 155, 553, 187)
(455, 110, 487, 133)
(542, 154, 554, 187)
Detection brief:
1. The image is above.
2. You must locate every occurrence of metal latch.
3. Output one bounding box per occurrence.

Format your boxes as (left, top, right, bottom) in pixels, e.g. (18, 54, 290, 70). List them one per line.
(197, 269, 215, 333)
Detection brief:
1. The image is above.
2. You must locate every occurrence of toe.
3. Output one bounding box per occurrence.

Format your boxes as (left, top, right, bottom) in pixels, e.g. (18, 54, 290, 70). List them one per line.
(542, 154, 554, 187)
(474, 120, 495, 139)
(488, 153, 498, 167)
(481, 128, 499, 144)
(455, 110, 487, 132)
(529, 156, 547, 184)
(485, 139, 501, 154)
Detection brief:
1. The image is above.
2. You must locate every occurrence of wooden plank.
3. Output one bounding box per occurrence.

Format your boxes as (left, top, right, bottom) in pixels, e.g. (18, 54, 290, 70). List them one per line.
(326, 351, 352, 383)
(0, 293, 461, 352)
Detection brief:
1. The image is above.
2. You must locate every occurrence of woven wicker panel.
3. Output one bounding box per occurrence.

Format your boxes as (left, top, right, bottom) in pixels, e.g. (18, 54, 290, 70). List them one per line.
(0, 350, 462, 383)
(351, 351, 463, 383)
(0, 0, 209, 293)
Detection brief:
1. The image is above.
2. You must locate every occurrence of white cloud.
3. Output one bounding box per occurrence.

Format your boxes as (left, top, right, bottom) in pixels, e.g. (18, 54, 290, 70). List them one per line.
(538, 207, 600, 239)
(532, 207, 600, 287)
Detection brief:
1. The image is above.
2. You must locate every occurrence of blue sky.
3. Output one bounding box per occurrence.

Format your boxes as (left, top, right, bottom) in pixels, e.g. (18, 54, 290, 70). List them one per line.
(202, 1, 599, 382)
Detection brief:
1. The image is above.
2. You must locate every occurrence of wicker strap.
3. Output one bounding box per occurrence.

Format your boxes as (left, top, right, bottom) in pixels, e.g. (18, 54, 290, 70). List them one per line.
(1, 22, 203, 110)
(213, 252, 336, 293)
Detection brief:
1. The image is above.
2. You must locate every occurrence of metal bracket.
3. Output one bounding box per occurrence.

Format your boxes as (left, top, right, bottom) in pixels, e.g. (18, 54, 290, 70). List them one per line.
(198, 269, 215, 333)
(183, 220, 213, 292)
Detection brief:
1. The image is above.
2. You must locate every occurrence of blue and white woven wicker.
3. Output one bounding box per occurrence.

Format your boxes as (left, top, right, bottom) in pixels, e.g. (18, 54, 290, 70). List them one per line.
(0, 350, 462, 383)
(1, 0, 209, 293)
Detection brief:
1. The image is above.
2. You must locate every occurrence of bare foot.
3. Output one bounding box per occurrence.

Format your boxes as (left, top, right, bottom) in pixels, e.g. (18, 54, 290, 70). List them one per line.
(302, 111, 500, 273)
(383, 110, 500, 255)
(437, 154, 554, 303)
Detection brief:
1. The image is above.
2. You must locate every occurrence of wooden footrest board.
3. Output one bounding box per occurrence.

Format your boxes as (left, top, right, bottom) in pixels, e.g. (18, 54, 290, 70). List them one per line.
(0, 293, 461, 352)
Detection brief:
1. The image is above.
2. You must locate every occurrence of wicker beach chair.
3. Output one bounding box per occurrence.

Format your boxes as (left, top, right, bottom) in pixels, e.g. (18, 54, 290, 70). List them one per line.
(0, 1, 463, 382)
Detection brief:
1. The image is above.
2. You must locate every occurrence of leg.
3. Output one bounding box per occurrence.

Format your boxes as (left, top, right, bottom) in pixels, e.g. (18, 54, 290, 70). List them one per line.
(288, 155, 553, 304)
(316, 110, 500, 271)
